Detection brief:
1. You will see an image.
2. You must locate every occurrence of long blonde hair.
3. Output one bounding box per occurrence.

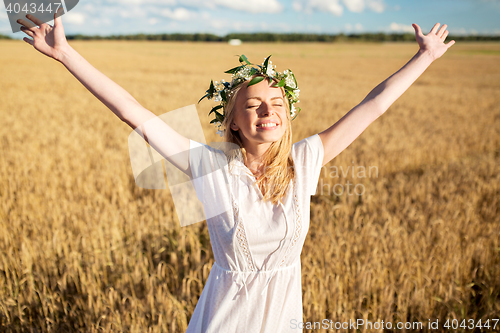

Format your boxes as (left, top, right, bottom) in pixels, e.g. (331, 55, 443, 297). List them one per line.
(221, 76, 295, 205)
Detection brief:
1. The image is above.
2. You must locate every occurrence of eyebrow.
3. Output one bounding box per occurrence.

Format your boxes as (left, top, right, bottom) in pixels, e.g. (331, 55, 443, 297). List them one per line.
(246, 96, 283, 101)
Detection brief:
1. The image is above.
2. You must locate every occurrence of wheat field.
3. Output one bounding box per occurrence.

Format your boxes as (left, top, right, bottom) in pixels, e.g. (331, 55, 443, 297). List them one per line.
(0, 40, 499, 332)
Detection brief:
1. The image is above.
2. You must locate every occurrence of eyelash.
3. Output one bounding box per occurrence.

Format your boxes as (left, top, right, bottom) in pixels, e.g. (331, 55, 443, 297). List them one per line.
(248, 104, 283, 108)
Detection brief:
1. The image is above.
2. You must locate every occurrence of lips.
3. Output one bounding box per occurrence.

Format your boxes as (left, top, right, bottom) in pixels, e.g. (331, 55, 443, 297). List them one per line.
(256, 122, 279, 128)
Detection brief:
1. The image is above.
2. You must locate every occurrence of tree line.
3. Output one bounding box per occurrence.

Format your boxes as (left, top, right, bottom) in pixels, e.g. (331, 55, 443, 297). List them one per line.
(1, 32, 499, 42)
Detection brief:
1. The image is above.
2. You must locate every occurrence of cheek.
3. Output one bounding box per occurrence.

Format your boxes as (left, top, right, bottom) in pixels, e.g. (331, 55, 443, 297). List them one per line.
(239, 112, 256, 128)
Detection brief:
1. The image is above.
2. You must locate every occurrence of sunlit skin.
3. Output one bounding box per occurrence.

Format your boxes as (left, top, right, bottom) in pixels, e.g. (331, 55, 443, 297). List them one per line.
(230, 79, 288, 175)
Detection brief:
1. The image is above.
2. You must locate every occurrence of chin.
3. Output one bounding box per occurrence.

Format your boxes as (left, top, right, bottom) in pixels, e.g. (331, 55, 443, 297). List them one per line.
(257, 132, 285, 143)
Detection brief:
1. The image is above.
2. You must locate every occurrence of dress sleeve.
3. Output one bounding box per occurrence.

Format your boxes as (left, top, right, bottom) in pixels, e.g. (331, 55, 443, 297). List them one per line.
(189, 139, 218, 203)
(292, 134, 325, 196)
(188, 140, 232, 221)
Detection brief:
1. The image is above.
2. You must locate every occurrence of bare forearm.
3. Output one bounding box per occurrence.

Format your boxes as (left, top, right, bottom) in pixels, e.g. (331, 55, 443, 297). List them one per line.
(58, 45, 140, 121)
(363, 49, 435, 114)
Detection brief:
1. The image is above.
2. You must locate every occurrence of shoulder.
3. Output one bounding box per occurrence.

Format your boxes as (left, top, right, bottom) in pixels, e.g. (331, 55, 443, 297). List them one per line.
(292, 134, 324, 162)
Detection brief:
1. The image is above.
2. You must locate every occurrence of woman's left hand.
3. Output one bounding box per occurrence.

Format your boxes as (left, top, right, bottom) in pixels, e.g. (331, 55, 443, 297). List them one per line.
(412, 23, 455, 60)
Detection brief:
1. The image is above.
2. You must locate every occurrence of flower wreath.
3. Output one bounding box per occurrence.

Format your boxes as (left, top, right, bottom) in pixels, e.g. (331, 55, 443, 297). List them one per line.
(198, 54, 301, 136)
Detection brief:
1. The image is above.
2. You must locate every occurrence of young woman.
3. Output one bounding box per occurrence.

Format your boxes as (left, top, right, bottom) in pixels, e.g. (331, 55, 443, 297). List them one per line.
(18, 9, 454, 332)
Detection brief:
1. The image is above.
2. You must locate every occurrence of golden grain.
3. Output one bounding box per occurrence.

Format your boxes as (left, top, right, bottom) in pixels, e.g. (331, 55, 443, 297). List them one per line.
(0, 40, 499, 332)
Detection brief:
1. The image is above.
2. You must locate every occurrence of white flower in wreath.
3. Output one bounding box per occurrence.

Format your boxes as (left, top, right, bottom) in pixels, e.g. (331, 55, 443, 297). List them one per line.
(215, 82, 225, 92)
(285, 75, 296, 89)
(266, 62, 276, 78)
(290, 104, 296, 118)
(235, 66, 253, 81)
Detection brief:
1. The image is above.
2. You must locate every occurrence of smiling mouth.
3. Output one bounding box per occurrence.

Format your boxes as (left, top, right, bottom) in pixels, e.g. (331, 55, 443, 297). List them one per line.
(256, 123, 279, 129)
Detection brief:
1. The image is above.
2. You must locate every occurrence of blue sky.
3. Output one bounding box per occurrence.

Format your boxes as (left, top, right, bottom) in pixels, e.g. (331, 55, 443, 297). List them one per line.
(2, 0, 499, 39)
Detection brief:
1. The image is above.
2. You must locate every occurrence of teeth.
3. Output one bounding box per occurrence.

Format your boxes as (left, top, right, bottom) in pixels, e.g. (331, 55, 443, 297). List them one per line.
(258, 123, 277, 128)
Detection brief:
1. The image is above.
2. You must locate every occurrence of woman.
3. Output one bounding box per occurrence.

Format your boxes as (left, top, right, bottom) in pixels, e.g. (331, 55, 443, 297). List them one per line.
(18, 9, 454, 332)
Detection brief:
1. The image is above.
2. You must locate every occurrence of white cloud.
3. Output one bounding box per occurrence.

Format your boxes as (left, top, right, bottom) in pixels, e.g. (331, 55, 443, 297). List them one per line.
(64, 12, 86, 25)
(148, 18, 158, 25)
(293, 0, 385, 15)
(449, 27, 489, 36)
(389, 22, 414, 33)
(90, 17, 113, 27)
(306, 24, 322, 32)
(210, 19, 228, 30)
(177, 0, 282, 13)
(367, 0, 385, 13)
(292, 1, 303, 11)
(161, 8, 195, 20)
(344, 23, 362, 32)
(451, 28, 467, 36)
(342, 0, 364, 13)
(0, 6, 8, 21)
(81, 3, 97, 13)
(299, 0, 343, 16)
(107, 0, 176, 4)
(213, 0, 283, 14)
(118, 6, 148, 18)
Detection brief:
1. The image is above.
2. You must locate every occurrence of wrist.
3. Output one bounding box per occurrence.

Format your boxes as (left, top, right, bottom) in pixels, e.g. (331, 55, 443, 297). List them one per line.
(57, 44, 75, 65)
(416, 48, 437, 63)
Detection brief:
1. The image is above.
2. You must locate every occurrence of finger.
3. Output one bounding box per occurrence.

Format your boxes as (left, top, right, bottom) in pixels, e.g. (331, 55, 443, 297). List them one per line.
(446, 40, 456, 49)
(23, 37, 34, 46)
(441, 30, 449, 41)
(17, 18, 36, 29)
(437, 24, 447, 37)
(20, 26, 34, 37)
(26, 13, 45, 27)
(54, 8, 64, 26)
(430, 23, 440, 34)
(412, 23, 424, 37)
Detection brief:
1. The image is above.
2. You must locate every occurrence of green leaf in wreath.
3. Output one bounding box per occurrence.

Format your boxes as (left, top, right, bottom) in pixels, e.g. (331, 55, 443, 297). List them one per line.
(262, 55, 271, 72)
(208, 80, 215, 95)
(198, 93, 209, 103)
(239, 55, 251, 65)
(247, 76, 265, 87)
(208, 104, 224, 116)
(273, 78, 286, 88)
(225, 66, 242, 74)
(215, 111, 224, 122)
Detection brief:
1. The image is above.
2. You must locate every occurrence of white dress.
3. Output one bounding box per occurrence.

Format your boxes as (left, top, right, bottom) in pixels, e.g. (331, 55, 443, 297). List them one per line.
(185, 134, 324, 333)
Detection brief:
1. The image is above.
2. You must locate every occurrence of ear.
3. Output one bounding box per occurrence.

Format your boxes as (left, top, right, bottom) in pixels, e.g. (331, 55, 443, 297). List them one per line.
(230, 121, 239, 131)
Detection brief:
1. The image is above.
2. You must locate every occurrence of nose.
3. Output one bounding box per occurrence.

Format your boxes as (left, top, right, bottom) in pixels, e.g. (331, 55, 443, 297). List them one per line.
(259, 102, 273, 117)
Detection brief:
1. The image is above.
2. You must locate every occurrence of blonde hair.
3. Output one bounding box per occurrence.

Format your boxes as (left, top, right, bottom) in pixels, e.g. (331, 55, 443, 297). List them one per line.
(221, 76, 295, 205)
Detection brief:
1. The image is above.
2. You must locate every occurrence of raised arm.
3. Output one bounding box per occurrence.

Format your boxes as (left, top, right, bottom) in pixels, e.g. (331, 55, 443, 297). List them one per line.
(318, 23, 455, 167)
(17, 10, 191, 175)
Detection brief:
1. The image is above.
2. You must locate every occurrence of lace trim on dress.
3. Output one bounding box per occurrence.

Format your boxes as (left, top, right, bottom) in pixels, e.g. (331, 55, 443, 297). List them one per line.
(278, 178, 302, 267)
(232, 176, 302, 273)
(232, 191, 257, 272)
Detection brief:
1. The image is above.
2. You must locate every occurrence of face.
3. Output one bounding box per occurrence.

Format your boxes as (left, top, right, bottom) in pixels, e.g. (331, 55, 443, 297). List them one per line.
(230, 78, 288, 150)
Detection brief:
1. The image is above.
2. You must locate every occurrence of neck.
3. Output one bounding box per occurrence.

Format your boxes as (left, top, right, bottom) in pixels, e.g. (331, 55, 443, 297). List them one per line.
(242, 141, 272, 175)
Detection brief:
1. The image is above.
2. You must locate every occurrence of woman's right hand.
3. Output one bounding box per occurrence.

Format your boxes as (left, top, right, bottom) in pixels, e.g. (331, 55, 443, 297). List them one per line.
(17, 8, 69, 62)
